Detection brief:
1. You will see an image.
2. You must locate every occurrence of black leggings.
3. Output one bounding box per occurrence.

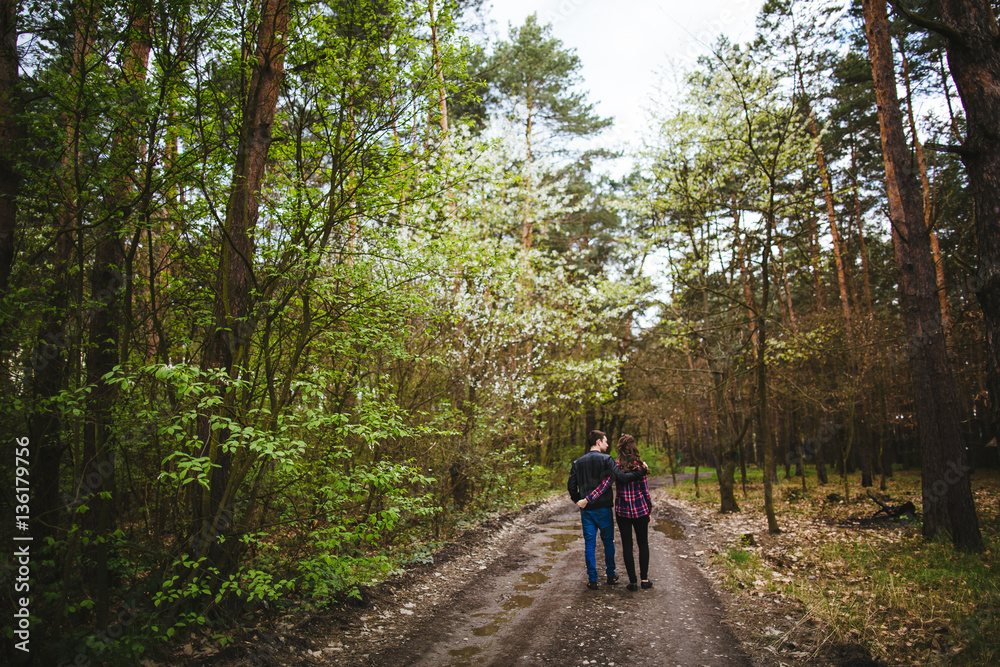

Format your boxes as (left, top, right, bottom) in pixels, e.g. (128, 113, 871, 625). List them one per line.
(616, 514, 650, 583)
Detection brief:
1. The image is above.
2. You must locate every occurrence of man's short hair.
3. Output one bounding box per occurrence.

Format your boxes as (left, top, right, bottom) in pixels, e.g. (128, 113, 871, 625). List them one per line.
(587, 430, 606, 450)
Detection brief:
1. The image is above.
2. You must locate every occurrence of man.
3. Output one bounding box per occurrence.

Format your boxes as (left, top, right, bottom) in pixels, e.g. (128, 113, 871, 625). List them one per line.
(567, 430, 647, 589)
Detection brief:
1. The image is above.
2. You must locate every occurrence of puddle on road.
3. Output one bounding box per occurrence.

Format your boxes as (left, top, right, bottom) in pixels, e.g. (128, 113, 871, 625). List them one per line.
(542, 532, 580, 552)
(548, 522, 579, 531)
(653, 518, 686, 540)
(468, 561, 550, 638)
(471, 615, 504, 637)
(519, 570, 550, 585)
(514, 566, 551, 592)
(446, 643, 486, 666)
(459, 529, 560, 651)
(501, 594, 534, 611)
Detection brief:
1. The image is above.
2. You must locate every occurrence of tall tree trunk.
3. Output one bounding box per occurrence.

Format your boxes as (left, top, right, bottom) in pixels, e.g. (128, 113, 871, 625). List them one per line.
(0, 0, 18, 291)
(851, 144, 875, 312)
(429, 0, 448, 134)
(808, 212, 825, 313)
(664, 424, 678, 486)
(30, 0, 96, 544)
(809, 114, 854, 342)
(196, 0, 290, 565)
(714, 365, 741, 513)
(864, 0, 982, 551)
(899, 42, 951, 341)
(80, 1, 151, 630)
(925, 0, 1000, 449)
(759, 206, 780, 534)
(521, 94, 534, 250)
(778, 239, 797, 332)
(733, 198, 759, 347)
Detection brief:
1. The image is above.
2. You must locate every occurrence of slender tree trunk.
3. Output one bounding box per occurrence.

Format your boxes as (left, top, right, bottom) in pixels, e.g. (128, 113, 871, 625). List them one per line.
(429, 0, 448, 134)
(808, 212, 825, 313)
(810, 114, 854, 342)
(864, 0, 982, 551)
(851, 145, 875, 312)
(80, 2, 151, 629)
(30, 0, 96, 544)
(196, 0, 290, 565)
(899, 43, 951, 341)
(714, 366, 740, 513)
(842, 401, 854, 501)
(858, 409, 873, 488)
(759, 207, 780, 534)
(664, 423, 677, 487)
(778, 239, 797, 332)
(0, 0, 18, 291)
(929, 0, 1000, 447)
(521, 95, 535, 250)
(738, 432, 748, 497)
(733, 199, 758, 346)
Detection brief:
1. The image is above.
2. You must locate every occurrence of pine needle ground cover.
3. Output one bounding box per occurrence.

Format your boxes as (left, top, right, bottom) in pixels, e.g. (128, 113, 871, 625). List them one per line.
(666, 468, 999, 666)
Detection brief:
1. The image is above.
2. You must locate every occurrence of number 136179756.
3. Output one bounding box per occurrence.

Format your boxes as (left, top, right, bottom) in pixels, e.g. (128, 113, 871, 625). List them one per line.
(15, 436, 29, 526)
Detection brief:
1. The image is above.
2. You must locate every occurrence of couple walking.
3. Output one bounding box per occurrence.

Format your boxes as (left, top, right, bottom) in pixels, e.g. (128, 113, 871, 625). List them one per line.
(567, 430, 653, 591)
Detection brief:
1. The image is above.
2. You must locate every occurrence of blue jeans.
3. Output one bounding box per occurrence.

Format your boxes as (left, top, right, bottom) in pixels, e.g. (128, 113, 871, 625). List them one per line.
(580, 507, 616, 582)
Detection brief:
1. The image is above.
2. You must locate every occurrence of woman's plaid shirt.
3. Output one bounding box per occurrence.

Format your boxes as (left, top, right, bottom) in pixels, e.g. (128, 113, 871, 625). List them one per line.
(585, 467, 651, 519)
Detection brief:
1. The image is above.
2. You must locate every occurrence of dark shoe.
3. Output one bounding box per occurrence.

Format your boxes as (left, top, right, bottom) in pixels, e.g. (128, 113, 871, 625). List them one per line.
(607, 574, 619, 585)
(641, 580, 653, 589)
(626, 583, 638, 591)
(587, 581, 599, 590)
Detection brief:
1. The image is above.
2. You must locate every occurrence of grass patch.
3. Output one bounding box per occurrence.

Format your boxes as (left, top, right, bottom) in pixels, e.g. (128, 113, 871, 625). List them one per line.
(672, 465, 1000, 666)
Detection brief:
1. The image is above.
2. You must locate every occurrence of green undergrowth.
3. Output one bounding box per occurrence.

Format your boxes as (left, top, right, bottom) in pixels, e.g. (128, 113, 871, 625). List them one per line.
(681, 467, 1000, 666)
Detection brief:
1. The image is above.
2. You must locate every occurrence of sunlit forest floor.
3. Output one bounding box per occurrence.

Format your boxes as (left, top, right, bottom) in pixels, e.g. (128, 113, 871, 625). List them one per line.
(665, 465, 1000, 666)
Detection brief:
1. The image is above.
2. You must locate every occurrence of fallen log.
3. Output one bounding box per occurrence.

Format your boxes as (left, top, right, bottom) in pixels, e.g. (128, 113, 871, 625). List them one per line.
(865, 491, 916, 520)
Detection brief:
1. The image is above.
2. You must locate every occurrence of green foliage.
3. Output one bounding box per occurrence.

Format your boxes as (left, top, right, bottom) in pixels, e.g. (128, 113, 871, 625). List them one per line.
(488, 13, 612, 150)
(637, 443, 671, 476)
(3, 0, 985, 662)
(725, 547, 754, 566)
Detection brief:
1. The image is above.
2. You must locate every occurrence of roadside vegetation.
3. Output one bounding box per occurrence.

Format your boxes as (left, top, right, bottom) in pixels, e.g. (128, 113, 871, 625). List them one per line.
(667, 467, 1000, 666)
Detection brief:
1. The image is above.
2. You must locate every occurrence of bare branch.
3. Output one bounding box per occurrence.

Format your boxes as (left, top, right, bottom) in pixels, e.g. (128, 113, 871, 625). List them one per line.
(887, 0, 966, 46)
(924, 141, 967, 156)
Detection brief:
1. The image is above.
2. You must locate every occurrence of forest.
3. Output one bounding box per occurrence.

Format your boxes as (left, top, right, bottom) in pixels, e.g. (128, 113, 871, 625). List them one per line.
(1, 0, 998, 663)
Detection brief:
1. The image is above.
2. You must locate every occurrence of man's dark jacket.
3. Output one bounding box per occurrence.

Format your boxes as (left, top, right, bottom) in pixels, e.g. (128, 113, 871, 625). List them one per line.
(567, 450, 646, 510)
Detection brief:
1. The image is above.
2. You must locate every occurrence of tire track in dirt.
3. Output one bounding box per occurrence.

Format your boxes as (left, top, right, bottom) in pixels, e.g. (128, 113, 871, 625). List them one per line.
(347, 475, 750, 666)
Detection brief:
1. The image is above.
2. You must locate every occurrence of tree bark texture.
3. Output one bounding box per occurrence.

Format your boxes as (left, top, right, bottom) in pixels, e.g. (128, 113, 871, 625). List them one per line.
(809, 114, 854, 343)
(0, 0, 18, 291)
(931, 0, 1000, 448)
(759, 209, 779, 534)
(197, 0, 290, 560)
(29, 0, 95, 542)
(864, 0, 982, 551)
(81, 1, 151, 629)
(899, 44, 951, 340)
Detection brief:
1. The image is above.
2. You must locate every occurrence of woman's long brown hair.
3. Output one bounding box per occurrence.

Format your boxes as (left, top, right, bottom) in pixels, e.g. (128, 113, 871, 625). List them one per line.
(617, 434, 643, 472)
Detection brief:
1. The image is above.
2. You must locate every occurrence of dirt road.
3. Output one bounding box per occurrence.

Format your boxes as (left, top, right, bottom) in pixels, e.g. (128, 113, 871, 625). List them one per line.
(281, 475, 752, 667)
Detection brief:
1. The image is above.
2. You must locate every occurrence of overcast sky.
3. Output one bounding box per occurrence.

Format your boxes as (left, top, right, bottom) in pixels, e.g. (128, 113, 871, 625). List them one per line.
(482, 0, 765, 174)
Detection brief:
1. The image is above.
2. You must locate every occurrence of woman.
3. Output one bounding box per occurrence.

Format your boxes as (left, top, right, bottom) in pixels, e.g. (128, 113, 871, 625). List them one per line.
(577, 434, 652, 590)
